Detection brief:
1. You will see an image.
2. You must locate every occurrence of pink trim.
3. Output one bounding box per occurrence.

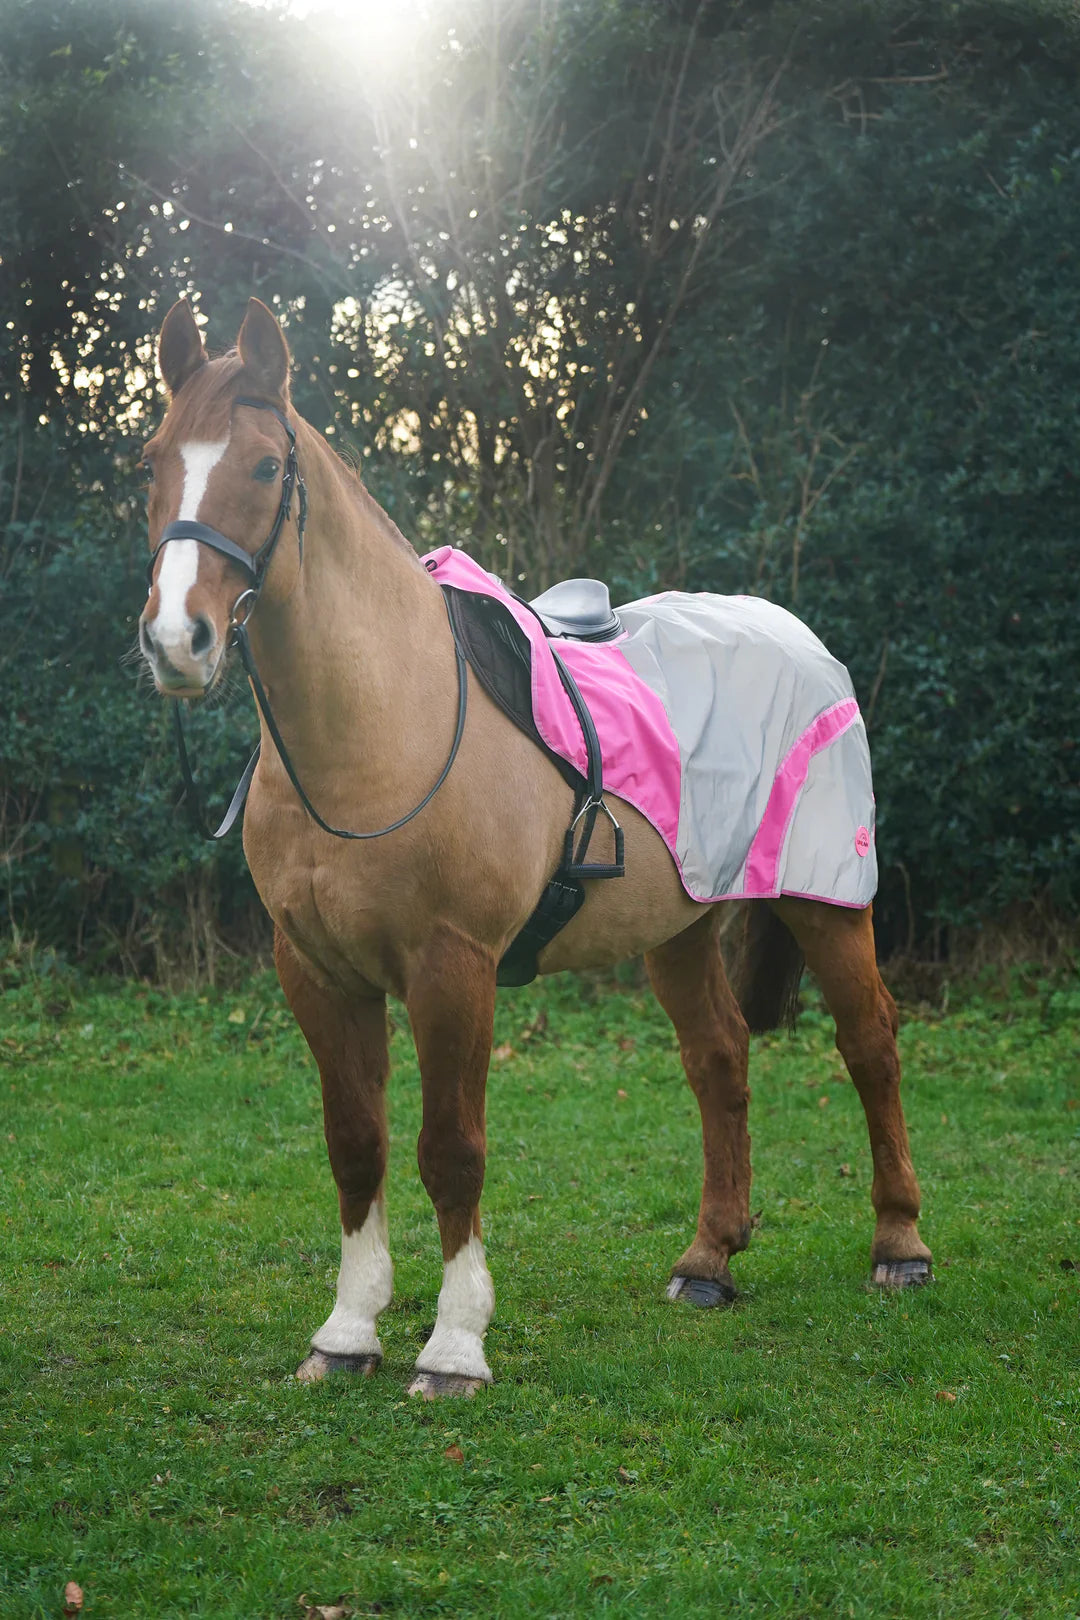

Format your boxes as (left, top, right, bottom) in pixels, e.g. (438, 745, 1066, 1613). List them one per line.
(703, 887, 869, 909)
(742, 699, 860, 897)
(776, 890, 869, 909)
(423, 550, 869, 912)
(423, 548, 683, 852)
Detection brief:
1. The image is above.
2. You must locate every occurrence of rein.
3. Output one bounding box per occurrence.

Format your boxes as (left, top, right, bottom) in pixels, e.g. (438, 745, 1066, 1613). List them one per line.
(149, 396, 469, 843)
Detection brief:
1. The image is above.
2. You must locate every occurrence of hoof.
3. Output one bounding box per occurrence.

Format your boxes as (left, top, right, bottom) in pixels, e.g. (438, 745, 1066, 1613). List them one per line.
(407, 1369, 490, 1400)
(295, 1348, 381, 1383)
(666, 1274, 737, 1308)
(870, 1258, 933, 1290)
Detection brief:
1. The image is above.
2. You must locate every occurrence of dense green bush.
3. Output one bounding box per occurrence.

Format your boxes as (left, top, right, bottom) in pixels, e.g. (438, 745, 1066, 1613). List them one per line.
(606, 8, 1080, 947)
(1, 0, 1076, 972)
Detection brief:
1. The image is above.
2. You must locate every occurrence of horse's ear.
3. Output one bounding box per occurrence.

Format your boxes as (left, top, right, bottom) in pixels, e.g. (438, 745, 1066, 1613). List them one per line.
(158, 299, 207, 396)
(237, 298, 290, 400)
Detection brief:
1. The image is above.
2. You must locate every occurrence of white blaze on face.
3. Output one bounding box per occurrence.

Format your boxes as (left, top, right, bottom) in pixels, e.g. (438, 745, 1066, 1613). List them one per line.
(309, 1197, 394, 1358)
(151, 437, 230, 642)
(414, 1234, 495, 1382)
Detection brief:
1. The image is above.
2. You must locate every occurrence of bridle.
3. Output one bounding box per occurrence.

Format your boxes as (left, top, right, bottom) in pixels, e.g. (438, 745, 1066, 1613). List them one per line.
(146, 395, 468, 842)
(146, 396, 308, 596)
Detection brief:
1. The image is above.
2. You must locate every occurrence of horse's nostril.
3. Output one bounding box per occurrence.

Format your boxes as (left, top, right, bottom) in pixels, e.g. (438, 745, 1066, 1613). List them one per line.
(190, 616, 214, 658)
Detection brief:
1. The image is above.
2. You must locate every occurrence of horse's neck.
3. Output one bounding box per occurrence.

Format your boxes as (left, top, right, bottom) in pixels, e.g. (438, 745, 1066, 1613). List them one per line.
(245, 431, 452, 805)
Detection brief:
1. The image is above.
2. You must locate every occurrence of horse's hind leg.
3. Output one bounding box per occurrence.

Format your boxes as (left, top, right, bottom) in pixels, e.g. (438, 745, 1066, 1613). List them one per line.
(773, 899, 932, 1286)
(274, 930, 393, 1381)
(405, 927, 498, 1399)
(645, 911, 751, 1308)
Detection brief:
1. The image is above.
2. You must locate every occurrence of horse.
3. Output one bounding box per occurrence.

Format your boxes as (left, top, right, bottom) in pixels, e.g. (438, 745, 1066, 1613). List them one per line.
(137, 296, 931, 1399)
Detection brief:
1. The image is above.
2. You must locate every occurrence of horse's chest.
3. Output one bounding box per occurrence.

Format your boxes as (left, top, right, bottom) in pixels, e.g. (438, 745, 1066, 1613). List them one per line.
(245, 812, 412, 993)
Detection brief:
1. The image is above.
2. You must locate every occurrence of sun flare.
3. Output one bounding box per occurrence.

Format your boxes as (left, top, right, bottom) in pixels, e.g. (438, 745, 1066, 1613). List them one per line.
(240, 0, 440, 87)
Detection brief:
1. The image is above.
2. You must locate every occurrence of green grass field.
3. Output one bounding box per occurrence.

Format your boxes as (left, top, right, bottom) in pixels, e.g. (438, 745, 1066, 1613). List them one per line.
(1, 966, 1077, 1618)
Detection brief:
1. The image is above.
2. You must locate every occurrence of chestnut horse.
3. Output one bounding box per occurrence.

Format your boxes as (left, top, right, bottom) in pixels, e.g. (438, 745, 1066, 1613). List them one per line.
(138, 298, 931, 1398)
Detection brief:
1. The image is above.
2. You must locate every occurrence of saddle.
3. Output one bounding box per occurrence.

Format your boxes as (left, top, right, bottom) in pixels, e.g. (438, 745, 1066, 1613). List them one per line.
(444, 575, 625, 986)
(433, 544, 880, 967)
(528, 579, 622, 642)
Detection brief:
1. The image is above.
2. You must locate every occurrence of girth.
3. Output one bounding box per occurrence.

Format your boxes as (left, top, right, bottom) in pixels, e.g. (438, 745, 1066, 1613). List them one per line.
(443, 587, 625, 987)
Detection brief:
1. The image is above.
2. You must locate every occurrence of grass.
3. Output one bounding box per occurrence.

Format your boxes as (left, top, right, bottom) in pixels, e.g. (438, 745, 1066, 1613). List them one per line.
(1, 964, 1077, 1618)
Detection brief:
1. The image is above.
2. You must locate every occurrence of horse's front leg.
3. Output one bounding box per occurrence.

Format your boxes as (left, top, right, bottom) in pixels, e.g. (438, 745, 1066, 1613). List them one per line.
(274, 930, 393, 1381)
(405, 928, 497, 1399)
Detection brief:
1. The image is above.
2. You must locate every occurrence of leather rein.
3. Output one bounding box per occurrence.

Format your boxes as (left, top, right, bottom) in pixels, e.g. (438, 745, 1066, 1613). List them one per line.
(146, 395, 469, 843)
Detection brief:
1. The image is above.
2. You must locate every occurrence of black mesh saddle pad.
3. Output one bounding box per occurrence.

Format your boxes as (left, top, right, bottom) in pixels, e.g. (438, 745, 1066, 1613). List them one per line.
(443, 586, 584, 795)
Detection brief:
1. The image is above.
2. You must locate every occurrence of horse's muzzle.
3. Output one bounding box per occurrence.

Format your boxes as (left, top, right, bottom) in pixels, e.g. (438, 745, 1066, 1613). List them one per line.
(140, 612, 220, 696)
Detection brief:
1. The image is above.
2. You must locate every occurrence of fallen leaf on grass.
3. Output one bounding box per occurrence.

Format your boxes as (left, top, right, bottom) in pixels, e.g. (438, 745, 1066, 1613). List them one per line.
(617, 1466, 636, 1484)
(492, 1043, 514, 1063)
(818, 1095, 830, 1108)
(298, 1597, 352, 1620)
(227, 1007, 247, 1024)
(837, 1163, 852, 1177)
(443, 1444, 464, 1464)
(616, 1088, 628, 1100)
(616, 1036, 636, 1052)
(62, 1584, 83, 1616)
(935, 1390, 957, 1403)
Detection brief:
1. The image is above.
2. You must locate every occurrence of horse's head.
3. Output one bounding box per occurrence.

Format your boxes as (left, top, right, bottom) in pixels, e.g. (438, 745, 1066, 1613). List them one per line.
(139, 298, 302, 697)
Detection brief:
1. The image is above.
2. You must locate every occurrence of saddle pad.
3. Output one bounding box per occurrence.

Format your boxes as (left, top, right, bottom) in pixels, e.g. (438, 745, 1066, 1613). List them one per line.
(424, 548, 877, 908)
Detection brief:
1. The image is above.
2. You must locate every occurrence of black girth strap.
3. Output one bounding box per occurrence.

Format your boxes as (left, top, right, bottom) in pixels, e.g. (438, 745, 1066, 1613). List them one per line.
(495, 628, 625, 989)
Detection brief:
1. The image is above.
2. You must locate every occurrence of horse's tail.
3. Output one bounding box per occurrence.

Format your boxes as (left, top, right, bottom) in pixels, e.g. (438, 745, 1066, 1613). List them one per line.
(727, 903, 805, 1034)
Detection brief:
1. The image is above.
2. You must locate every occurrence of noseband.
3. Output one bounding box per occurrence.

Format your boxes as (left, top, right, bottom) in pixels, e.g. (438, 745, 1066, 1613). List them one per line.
(148, 396, 468, 843)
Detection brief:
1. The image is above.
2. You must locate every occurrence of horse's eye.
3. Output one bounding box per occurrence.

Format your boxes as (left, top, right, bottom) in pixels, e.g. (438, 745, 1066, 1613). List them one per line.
(253, 457, 280, 483)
